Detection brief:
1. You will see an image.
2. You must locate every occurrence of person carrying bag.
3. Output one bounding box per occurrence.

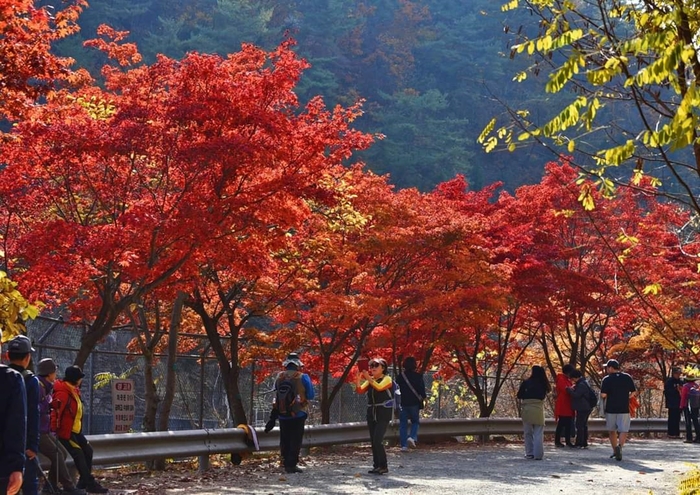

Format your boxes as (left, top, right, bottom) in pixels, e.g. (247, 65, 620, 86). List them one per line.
(396, 357, 426, 451)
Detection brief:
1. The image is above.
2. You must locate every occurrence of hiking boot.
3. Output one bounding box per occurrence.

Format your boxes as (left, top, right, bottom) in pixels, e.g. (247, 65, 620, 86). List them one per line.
(85, 481, 108, 494)
(375, 467, 389, 475)
(62, 488, 87, 495)
(614, 445, 622, 461)
(284, 466, 303, 474)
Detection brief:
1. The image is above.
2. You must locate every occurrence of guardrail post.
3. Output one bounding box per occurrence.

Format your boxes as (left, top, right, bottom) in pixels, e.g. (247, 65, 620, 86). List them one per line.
(198, 455, 209, 473)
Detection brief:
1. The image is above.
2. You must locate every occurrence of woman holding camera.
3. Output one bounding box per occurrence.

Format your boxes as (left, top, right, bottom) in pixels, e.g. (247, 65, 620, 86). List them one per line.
(355, 358, 394, 475)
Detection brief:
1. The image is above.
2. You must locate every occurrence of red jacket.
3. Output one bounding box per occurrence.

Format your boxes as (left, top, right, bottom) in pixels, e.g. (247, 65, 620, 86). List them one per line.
(554, 373, 574, 418)
(52, 379, 81, 440)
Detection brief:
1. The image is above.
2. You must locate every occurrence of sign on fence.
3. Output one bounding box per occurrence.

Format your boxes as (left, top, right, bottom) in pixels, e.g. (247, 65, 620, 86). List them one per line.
(111, 379, 135, 433)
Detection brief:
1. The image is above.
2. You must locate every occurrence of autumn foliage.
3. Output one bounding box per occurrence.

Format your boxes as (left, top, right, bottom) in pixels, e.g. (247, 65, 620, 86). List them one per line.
(2, 1, 700, 425)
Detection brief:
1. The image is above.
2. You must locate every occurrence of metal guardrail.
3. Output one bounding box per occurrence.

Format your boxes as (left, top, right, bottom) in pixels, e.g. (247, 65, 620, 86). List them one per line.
(83, 417, 669, 467)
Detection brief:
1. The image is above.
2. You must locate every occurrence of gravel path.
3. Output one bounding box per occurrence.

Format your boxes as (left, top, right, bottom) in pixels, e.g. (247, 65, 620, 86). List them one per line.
(107, 437, 699, 494)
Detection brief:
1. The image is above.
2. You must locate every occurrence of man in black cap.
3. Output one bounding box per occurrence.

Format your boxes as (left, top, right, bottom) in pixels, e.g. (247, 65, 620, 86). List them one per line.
(7, 335, 40, 495)
(271, 353, 314, 473)
(0, 329, 27, 495)
(53, 365, 108, 493)
(664, 366, 683, 439)
(600, 359, 637, 461)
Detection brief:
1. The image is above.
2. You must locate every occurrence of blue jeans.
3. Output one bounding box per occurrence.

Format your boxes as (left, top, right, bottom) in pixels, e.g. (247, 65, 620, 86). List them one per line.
(399, 405, 421, 447)
(523, 422, 544, 459)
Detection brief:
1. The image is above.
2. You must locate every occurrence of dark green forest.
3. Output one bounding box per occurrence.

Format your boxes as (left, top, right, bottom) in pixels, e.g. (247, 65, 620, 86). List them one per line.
(50, 0, 559, 192)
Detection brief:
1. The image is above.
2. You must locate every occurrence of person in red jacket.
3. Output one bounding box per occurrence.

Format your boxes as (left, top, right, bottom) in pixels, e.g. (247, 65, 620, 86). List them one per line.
(554, 364, 575, 447)
(52, 366, 108, 494)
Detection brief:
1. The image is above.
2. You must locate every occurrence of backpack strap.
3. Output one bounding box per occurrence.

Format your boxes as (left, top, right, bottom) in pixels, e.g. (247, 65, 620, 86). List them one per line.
(401, 371, 422, 400)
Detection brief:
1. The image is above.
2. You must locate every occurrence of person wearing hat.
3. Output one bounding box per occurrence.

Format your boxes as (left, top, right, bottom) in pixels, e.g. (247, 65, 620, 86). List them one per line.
(600, 359, 637, 461)
(271, 353, 314, 474)
(7, 335, 40, 495)
(664, 366, 683, 438)
(355, 357, 395, 474)
(53, 366, 108, 493)
(36, 359, 85, 494)
(0, 329, 27, 495)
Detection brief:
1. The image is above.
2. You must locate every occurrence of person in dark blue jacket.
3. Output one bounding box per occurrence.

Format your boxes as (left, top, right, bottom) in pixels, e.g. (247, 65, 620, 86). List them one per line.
(7, 335, 40, 495)
(1, 332, 28, 495)
(566, 369, 594, 448)
(396, 356, 426, 451)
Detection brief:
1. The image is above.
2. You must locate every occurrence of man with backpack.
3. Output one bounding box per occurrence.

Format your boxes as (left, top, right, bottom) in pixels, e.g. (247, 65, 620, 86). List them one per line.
(7, 335, 40, 495)
(681, 376, 700, 443)
(271, 353, 314, 474)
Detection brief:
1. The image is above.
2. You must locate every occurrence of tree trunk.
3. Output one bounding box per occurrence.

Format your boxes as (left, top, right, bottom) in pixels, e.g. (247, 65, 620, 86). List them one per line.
(153, 292, 185, 471)
(142, 351, 160, 433)
(320, 366, 331, 425)
(227, 331, 247, 426)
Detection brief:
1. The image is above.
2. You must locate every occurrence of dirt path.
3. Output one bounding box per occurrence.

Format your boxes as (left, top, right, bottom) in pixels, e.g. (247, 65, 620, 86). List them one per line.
(101, 437, 698, 494)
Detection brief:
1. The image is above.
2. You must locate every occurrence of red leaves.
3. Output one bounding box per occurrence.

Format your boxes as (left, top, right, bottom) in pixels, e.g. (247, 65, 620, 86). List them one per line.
(0, 0, 88, 120)
(0, 40, 374, 335)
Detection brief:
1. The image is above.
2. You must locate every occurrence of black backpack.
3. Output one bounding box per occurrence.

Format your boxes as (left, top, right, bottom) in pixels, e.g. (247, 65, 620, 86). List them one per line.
(275, 371, 305, 417)
(586, 382, 598, 408)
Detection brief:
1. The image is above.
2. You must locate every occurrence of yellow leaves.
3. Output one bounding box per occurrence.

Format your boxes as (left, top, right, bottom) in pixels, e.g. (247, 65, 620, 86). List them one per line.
(594, 140, 635, 167)
(477, 118, 507, 153)
(640, 87, 698, 152)
(501, 0, 519, 12)
(642, 283, 662, 296)
(513, 71, 527, 83)
(74, 95, 117, 120)
(553, 209, 575, 218)
(541, 96, 588, 136)
(0, 271, 43, 341)
(577, 184, 595, 211)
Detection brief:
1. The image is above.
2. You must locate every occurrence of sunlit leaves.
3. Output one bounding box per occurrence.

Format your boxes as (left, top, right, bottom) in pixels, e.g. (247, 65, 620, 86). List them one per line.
(490, 0, 700, 214)
(0, 271, 42, 340)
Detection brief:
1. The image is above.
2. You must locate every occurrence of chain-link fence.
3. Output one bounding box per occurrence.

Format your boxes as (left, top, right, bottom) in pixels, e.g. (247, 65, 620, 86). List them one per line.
(17, 316, 664, 435)
(22, 316, 442, 434)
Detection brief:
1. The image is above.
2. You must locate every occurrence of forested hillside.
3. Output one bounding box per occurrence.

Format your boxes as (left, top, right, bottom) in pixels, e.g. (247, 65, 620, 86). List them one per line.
(48, 0, 554, 191)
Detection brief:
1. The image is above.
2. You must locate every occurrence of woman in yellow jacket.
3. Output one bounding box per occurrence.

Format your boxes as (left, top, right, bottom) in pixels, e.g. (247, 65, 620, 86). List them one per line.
(355, 358, 394, 475)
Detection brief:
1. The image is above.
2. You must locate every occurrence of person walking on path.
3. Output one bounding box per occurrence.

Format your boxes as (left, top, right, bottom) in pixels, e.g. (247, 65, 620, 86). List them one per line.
(272, 353, 315, 474)
(7, 335, 40, 495)
(680, 376, 700, 443)
(664, 366, 683, 438)
(566, 369, 593, 448)
(517, 365, 551, 460)
(36, 358, 85, 494)
(396, 356, 426, 452)
(53, 365, 108, 493)
(0, 330, 27, 495)
(600, 359, 637, 461)
(355, 358, 394, 474)
(554, 364, 575, 447)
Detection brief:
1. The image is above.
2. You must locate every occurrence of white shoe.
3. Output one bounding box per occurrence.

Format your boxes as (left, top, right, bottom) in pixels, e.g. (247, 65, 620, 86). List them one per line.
(407, 437, 416, 448)
(401, 446, 409, 452)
